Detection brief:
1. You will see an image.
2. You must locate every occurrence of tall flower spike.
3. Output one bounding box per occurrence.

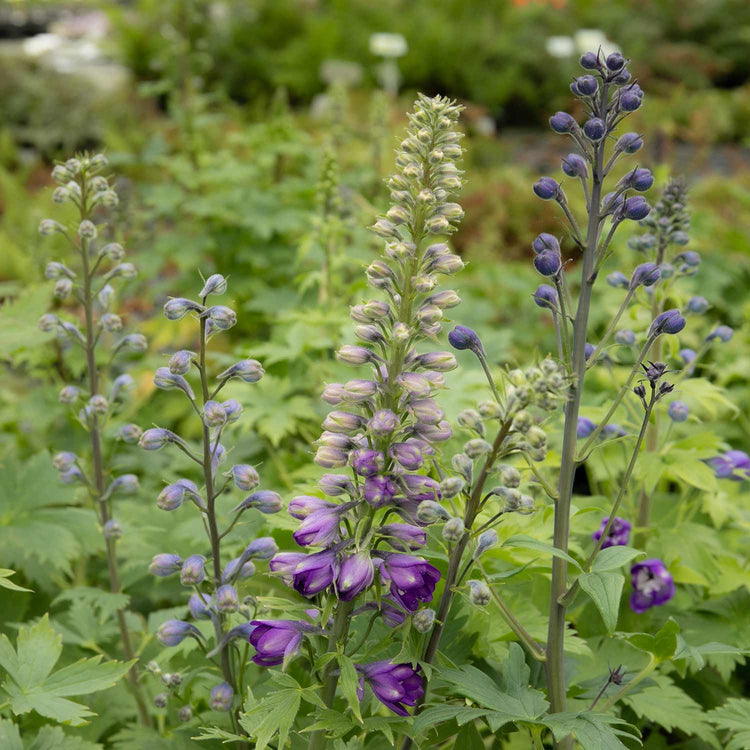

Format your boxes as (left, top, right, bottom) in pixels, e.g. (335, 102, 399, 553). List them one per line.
(38, 153, 151, 726)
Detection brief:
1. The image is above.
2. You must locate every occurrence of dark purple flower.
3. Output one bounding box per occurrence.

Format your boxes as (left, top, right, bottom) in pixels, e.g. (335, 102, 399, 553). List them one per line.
(364, 474, 399, 508)
(620, 89, 642, 111)
(709, 450, 750, 481)
(350, 449, 385, 477)
(533, 177, 561, 201)
(336, 551, 375, 601)
(577, 417, 597, 439)
(630, 559, 675, 613)
(293, 505, 347, 547)
(602, 191, 624, 214)
(288, 495, 337, 520)
(292, 549, 338, 597)
(575, 75, 598, 96)
(676, 250, 701, 268)
(616, 132, 643, 154)
(549, 111, 576, 134)
(580, 51, 599, 69)
(391, 442, 424, 470)
(379, 523, 427, 551)
(248, 620, 314, 666)
(357, 661, 424, 716)
(583, 117, 606, 142)
(593, 516, 631, 548)
(618, 168, 653, 192)
(532, 233, 561, 255)
(534, 250, 561, 277)
(533, 284, 558, 310)
(562, 153, 588, 178)
(621, 196, 651, 220)
(378, 553, 441, 612)
(650, 309, 686, 336)
(607, 271, 629, 289)
(269, 552, 308, 585)
(448, 325, 484, 355)
(606, 52, 625, 71)
(585, 342, 597, 361)
(615, 327, 636, 347)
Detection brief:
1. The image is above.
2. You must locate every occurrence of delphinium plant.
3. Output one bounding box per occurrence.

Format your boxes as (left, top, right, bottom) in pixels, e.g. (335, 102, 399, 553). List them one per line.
(37, 153, 152, 725)
(140, 274, 280, 736)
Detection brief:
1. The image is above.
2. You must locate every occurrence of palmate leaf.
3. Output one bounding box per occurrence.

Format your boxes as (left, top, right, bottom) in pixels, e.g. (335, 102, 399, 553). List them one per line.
(542, 712, 641, 750)
(707, 698, 750, 750)
(622, 675, 717, 743)
(0, 615, 133, 726)
(0, 453, 100, 582)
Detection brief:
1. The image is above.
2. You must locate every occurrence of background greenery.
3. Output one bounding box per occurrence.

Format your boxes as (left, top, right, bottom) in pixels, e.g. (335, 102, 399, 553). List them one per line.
(0, 0, 749, 747)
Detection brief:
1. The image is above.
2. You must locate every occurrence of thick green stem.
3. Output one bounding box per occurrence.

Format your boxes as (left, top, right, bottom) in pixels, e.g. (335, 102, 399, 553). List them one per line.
(79, 188, 151, 728)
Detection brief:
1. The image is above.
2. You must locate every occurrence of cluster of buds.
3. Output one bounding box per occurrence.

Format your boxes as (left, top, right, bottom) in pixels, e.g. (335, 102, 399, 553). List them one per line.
(250, 95, 466, 719)
(39, 156, 145, 551)
(633, 361, 675, 408)
(144, 273, 279, 715)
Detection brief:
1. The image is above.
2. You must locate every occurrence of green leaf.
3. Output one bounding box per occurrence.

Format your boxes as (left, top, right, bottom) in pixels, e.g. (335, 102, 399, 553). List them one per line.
(665, 459, 718, 493)
(578, 572, 624, 634)
(622, 675, 716, 743)
(303, 709, 356, 739)
(626, 618, 680, 663)
(455, 720, 485, 750)
(502, 535, 582, 570)
(337, 653, 363, 723)
(707, 698, 750, 750)
(591, 547, 643, 572)
(543, 712, 641, 750)
(239, 685, 302, 750)
(0, 570, 32, 593)
(0, 615, 133, 726)
(413, 706, 487, 735)
(0, 719, 22, 750)
(27, 726, 103, 750)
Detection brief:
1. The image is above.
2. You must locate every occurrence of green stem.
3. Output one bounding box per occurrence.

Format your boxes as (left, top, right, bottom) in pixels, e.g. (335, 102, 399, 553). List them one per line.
(590, 288, 635, 366)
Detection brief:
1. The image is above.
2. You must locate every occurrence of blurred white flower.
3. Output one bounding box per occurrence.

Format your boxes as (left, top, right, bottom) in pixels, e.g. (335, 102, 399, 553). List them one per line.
(545, 36, 575, 59)
(320, 59, 363, 87)
(369, 33, 408, 58)
(574, 29, 621, 58)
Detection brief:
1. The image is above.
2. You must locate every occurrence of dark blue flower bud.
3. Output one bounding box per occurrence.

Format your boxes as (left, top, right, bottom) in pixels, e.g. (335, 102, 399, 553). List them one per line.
(585, 343, 597, 361)
(448, 325, 484, 355)
(580, 51, 599, 69)
(533, 250, 561, 277)
(532, 233, 560, 255)
(245, 536, 279, 560)
(621, 196, 651, 220)
(575, 75, 598, 96)
(209, 682, 234, 711)
(606, 52, 625, 71)
(562, 153, 588, 178)
(533, 284, 558, 309)
(675, 251, 701, 268)
(650, 309, 686, 336)
(615, 132, 643, 154)
(583, 118, 606, 142)
(679, 348, 696, 364)
(630, 262, 661, 289)
(180, 555, 206, 585)
(150, 553, 183, 576)
(533, 177, 561, 201)
(549, 111, 577, 134)
(706, 325, 733, 343)
(686, 296, 709, 314)
(613, 67, 631, 83)
(668, 401, 689, 422)
(618, 168, 653, 192)
(619, 89, 643, 111)
(577, 417, 597, 438)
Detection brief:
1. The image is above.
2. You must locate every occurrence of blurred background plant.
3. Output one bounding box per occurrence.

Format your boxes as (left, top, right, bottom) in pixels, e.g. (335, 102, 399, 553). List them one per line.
(0, 0, 749, 748)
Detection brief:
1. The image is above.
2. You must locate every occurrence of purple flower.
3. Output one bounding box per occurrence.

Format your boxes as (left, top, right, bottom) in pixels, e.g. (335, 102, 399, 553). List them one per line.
(630, 262, 661, 289)
(706, 325, 733, 343)
(216, 584, 239, 613)
(531, 233, 560, 255)
(618, 168, 653, 192)
(379, 523, 427, 551)
(549, 111, 576, 134)
(209, 682, 234, 711)
(319, 474, 354, 496)
(686, 296, 709, 314)
(245, 536, 279, 559)
(592, 516, 631, 548)
(533, 284, 558, 310)
(391, 442, 424, 471)
(603, 424, 627, 438)
(561, 153, 588, 178)
(188, 593, 212, 620)
(679, 348, 696, 364)
(576, 417, 597, 439)
(248, 620, 315, 666)
(583, 117, 606, 142)
(350, 449, 385, 477)
(293, 504, 347, 547)
(650, 309, 686, 336)
(533, 177, 561, 201)
(378, 553, 441, 612)
(157, 620, 203, 646)
(269, 552, 308, 585)
(607, 271, 629, 289)
(616, 132, 643, 154)
(180, 555, 206, 585)
(292, 549, 338, 597)
(533, 250, 561, 277)
(668, 401, 689, 422)
(233, 490, 283, 514)
(580, 51, 599, 69)
(367, 409, 399, 435)
(621, 196, 651, 220)
(575, 75, 598, 96)
(336, 551, 375, 601)
(288, 495, 337, 519)
(357, 661, 424, 716)
(448, 325, 484, 356)
(221, 557, 256, 583)
(630, 559, 675, 613)
(149, 553, 182, 577)
(709, 450, 750, 481)
(364, 474, 398, 508)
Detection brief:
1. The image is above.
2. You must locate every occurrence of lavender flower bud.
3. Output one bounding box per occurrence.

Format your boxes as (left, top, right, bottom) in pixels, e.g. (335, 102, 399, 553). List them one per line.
(319, 474, 354, 496)
(188, 593, 212, 620)
(580, 51, 599, 69)
(53, 451, 77, 471)
(100, 243, 125, 261)
(411, 351, 458, 371)
(209, 682, 234, 711)
(229, 464, 259, 491)
(323, 411, 366, 434)
(98, 284, 115, 309)
(575, 75, 598, 96)
(180, 555, 206, 585)
(618, 168, 653, 192)
(110, 373, 135, 401)
(416, 500, 450, 524)
(103, 519, 123, 539)
(464, 438, 492, 458)
(120, 423, 142, 443)
(577, 417, 597, 438)
(467, 579, 491, 606)
(108, 474, 139, 496)
(216, 585, 239, 613)
(533, 284, 558, 309)
(498, 465, 521, 488)
(222, 399, 243, 422)
(157, 480, 198, 511)
(679, 348, 696, 364)
(217, 359, 264, 383)
(615, 132, 643, 154)
(163, 297, 204, 320)
(532, 177, 561, 201)
(607, 271, 629, 289)
(561, 153, 588, 178)
(288, 496, 337, 519)
(120, 333, 148, 352)
(619, 88, 643, 112)
(105, 263, 137, 281)
(475, 529, 498, 556)
(442, 516, 465, 542)
(60, 466, 85, 485)
(202, 400, 227, 428)
(38, 313, 60, 332)
(39, 219, 64, 236)
(59, 385, 81, 403)
(336, 551, 375, 601)
(89, 394, 109, 414)
(364, 475, 398, 507)
(390, 442, 424, 470)
(234, 490, 283, 514)
(706, 325, 733, 343)
(245, 537, 279, 560)
(350, 448, 385, 477)
(168, 350, 193, 375)
(650, 309, 686, 336)
(621, 196, 651, 220)
(149, 553, 183, 576)
(686, 296, 709, 314)
(154, 367, 195, 400)
(199, 274, 227, 298)
(77, 220, 97, 239)
(204, 306, 237, 331)
(583, 118, 606, 142)
(413, 608, 436, 633)
(52, 278, 72, 300)
(549, 111, 576, 134)
(606, 52, 625, 71)
(615, 329, 636, 346)
(630, 262, 661, 289)
(668, 401, 689, 422)
(452, 453, 473, 482)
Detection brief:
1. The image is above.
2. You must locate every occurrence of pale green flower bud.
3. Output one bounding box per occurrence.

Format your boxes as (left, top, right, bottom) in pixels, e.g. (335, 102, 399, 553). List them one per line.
(467, 579, 491, 606)
(78, 220, 97, 239)
(443, 516, 465, 542)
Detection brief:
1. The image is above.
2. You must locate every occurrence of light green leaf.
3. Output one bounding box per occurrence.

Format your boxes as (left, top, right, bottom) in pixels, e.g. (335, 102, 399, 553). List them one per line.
(591, 546, 643, 572)
(0, 615, 133, 726)
(27, 725, 103, 750)
(337, 653, 363, 723)
(622, 675, 716, 743)
(707, 698, 750, 750)
(0, 570, 32, 593)
(0, 719, 22, 750)
(502, 535, 582, 570)
(626, 618, 680, 663)
(665, 459, 718, 493)
(579, 572, 624, 634)
(240, 687, 301, 750)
